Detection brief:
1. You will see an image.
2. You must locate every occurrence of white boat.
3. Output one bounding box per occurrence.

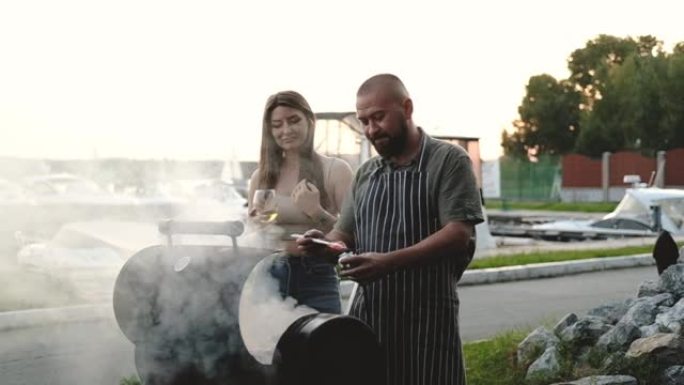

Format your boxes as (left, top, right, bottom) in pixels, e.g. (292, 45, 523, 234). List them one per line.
(531, 187, 684, 240)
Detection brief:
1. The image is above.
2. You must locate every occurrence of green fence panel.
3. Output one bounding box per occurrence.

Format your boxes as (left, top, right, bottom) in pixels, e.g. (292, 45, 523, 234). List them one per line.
(499, 156, 561, 201)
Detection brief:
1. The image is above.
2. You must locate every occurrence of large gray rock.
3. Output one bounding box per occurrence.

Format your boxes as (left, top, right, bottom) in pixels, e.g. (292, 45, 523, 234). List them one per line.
(637, 279, 662, 297)
(554, 313, 579, 336)
(587, 298, 634, 324)
(596, 322, 641, 353)
(659, 264, 684, 299)
(525, 345, 561, 381)
(640, 323, 669, 338)
(588, 300, 633, 324)
(549, 375, 637, 385)
(662, 365, 684, 385)
(640, 292, 676, 307)
(620, 301, 657, 326)
(658, 305, 673, 315)
(626, 333, 684, 366)
(517, 326, 558, 364)
(655, 298, 684, 335)
(600, 351, 626, 372)
(560, 316, 613, 346)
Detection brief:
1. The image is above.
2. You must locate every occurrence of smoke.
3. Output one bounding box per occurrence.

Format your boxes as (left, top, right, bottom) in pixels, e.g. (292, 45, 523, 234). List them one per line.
(1, 157, 248, 306)
(0, 157, 273, 384)
(238, 253, 318, 365)
(0, 155, 342, 383)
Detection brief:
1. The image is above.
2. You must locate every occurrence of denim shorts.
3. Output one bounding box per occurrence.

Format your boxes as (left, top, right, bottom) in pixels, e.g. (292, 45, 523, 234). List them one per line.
(269, 253, 342, 314)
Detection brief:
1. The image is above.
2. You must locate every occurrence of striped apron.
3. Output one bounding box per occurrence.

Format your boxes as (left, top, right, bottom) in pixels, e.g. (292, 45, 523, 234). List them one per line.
(349, 143, 469, 385)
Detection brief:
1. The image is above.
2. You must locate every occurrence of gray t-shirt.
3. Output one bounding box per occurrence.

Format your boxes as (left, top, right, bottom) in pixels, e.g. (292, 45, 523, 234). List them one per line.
(335, 133, 484, 237)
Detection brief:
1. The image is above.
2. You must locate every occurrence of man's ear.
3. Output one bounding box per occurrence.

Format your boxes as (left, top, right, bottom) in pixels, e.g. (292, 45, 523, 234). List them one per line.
(403, 98, 413, 120)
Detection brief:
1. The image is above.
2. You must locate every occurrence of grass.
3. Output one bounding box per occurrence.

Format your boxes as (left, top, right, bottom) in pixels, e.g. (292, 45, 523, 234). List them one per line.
(470, 240, 684, 270)
(119, 375, 141, 385)
(469, 244, 661, 270)
(463, 329, 665, 385)
(463, 330, 529, 385)
(486, 200, 618, 213)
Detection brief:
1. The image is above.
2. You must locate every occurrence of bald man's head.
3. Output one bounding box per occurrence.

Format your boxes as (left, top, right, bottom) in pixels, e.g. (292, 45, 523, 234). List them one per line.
(356, 73, 410, 103)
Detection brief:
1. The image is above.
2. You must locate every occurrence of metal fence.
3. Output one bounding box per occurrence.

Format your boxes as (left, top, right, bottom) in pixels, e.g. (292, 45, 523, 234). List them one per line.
(499, 156, 561, 201)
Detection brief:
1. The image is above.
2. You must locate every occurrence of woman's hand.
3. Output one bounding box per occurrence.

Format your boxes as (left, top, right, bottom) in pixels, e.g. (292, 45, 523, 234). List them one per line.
(291, 179, 322, 217)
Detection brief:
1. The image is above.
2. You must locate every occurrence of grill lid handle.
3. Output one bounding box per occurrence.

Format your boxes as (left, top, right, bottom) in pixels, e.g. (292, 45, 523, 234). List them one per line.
(158, 220, 244, 247)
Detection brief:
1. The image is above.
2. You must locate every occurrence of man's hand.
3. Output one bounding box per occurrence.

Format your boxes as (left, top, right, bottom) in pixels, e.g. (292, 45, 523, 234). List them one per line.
(296, 229, 350, 263)
(295, 229, 327, 255)
(291, 179, 322, 218)
(337, 252, 395, 282)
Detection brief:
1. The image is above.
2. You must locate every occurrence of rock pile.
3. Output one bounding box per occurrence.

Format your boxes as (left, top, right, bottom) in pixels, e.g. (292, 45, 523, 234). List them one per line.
(517, 262, 684, 385)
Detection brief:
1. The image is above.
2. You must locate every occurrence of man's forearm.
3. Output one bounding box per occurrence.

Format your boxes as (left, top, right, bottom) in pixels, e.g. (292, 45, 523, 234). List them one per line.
(383, 222, 473, 271)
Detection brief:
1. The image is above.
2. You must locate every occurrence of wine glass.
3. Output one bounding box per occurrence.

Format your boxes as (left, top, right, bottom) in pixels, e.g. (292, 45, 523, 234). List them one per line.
(252, 189, 278, 224)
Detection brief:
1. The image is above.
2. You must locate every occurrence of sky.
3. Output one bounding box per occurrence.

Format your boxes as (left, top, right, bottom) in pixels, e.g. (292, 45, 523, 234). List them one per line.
(1, 0, 683, 162)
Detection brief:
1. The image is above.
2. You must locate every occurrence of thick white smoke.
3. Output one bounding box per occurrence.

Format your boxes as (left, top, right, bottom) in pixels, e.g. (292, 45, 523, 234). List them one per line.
(238, 253, 318, 365)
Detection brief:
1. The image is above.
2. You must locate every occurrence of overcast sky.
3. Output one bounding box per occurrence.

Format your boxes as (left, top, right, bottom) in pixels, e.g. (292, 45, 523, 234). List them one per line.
(1, 0, 683, 162)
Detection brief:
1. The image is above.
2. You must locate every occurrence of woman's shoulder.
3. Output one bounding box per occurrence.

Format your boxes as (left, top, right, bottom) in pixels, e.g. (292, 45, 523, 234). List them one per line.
(249, 168, 260, 184)
(319, 155, 353, 185)
(318, 154, 352, 173)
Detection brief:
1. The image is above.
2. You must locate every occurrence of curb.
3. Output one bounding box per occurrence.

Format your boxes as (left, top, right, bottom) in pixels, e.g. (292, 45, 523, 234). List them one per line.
(0, 254, 656, 331)
(458, 254, 654, 286)
(338, 254, 655, 292)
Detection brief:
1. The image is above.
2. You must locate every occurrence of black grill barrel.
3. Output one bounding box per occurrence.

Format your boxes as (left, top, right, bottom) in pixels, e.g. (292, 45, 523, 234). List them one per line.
(114, 220, 383, 385)
(273, 313, 384, 385)
(113, 244, 273, 384)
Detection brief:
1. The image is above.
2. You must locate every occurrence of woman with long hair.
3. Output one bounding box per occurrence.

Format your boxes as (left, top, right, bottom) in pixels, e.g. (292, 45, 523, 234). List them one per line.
(248, 90, 353, 313)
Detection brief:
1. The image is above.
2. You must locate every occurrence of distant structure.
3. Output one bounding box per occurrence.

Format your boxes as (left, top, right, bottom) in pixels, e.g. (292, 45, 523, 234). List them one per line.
(313, 114, 484, 186)
(314, 112, 371, 169)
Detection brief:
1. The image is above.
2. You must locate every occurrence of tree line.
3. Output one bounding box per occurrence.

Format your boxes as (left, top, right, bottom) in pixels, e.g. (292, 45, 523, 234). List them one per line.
(502, 34, 684, 158)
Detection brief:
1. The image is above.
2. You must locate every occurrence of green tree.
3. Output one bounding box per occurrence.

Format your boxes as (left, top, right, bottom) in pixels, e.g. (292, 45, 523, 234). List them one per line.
(635, 35, 663, 57)
(507, 34, 684, 158)
(567, 35, 639, 108)
(576, 51, 669, 155)
(502, 74, 580, 157)
(673, 42, 684, 55)
(662, 46, 684, 148)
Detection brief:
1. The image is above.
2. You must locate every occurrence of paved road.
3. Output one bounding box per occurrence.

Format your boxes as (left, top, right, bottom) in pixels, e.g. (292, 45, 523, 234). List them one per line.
(0, 266, 658, 385)
(0, 317, 135, 385)
(458, 265, 657, 341)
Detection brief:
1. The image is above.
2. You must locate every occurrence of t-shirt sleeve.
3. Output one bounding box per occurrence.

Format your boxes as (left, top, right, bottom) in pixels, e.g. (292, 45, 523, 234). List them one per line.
(333, 169, 358, 237)
(438, 152, 484, 226)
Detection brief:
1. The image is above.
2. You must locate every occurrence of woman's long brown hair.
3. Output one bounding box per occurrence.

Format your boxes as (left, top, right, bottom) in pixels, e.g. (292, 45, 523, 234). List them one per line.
(258, 90, 330, 210)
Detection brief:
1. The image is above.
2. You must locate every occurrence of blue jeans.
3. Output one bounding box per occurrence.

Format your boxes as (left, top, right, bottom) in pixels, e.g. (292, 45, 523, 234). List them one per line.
(269, 254, 342, 314)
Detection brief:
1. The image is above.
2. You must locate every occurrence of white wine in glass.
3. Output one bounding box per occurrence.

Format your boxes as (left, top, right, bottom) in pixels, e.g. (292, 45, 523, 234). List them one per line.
(252, 189, 278, 224)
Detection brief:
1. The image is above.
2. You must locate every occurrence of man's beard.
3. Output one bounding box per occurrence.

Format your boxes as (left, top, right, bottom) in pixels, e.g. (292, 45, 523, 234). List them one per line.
(371, 118, 408, 158)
